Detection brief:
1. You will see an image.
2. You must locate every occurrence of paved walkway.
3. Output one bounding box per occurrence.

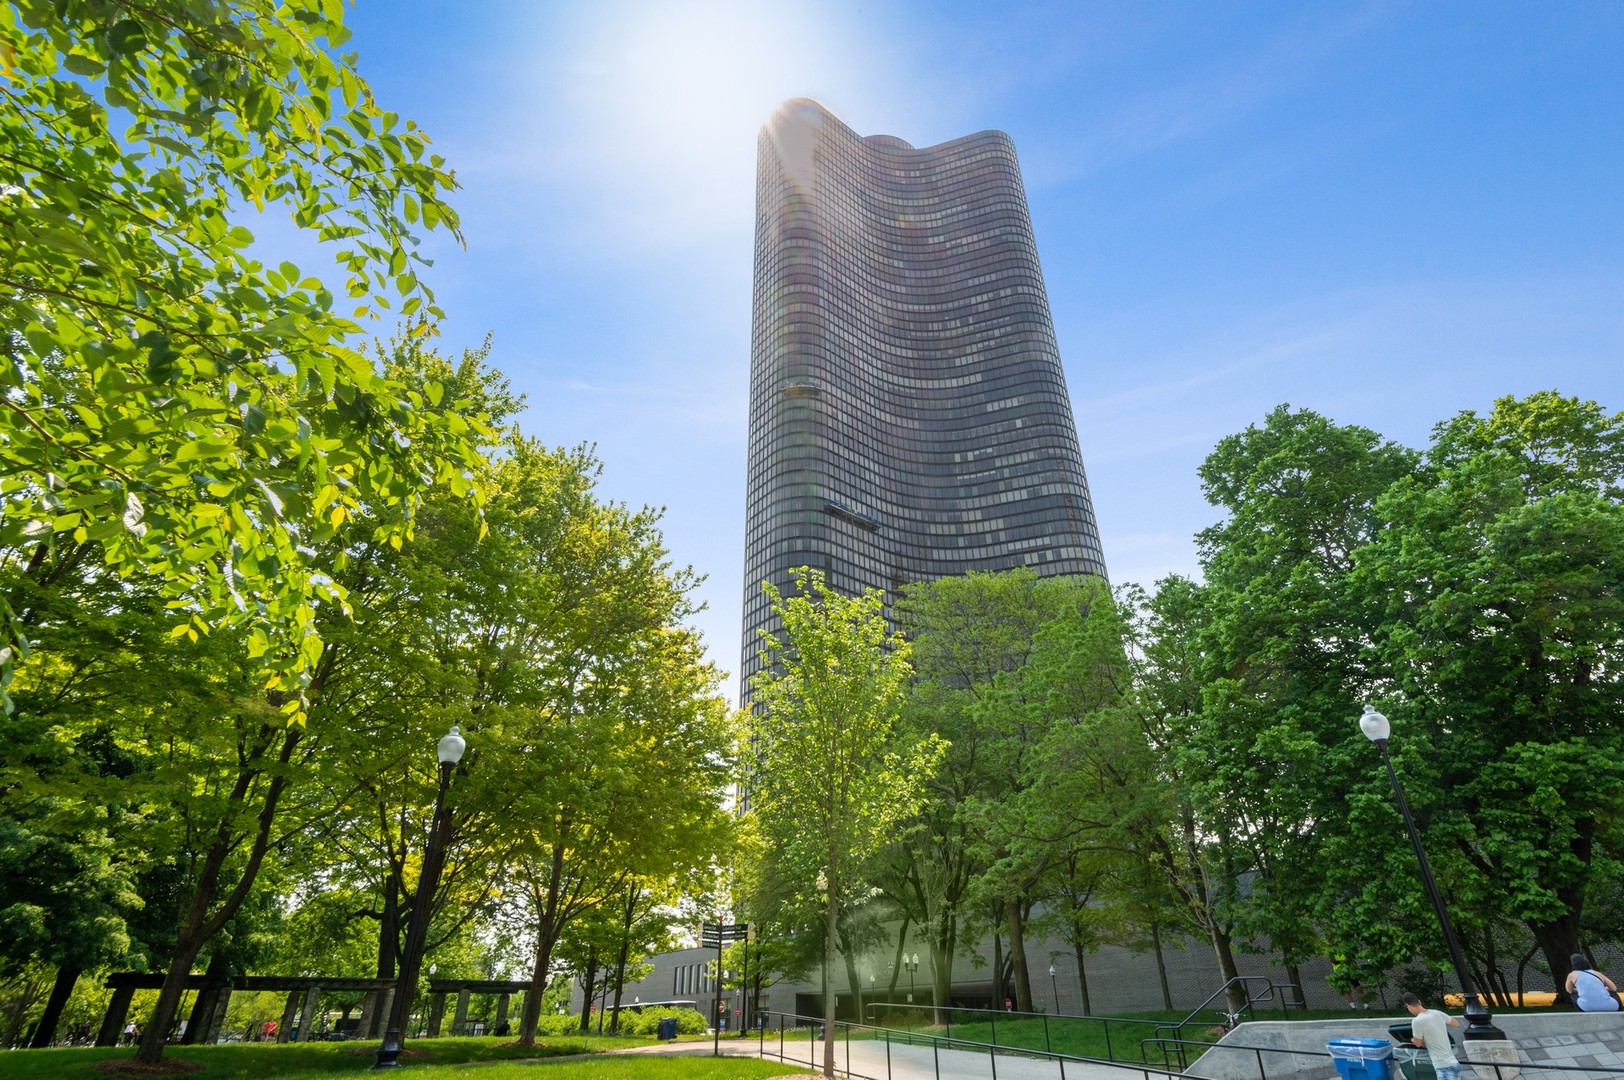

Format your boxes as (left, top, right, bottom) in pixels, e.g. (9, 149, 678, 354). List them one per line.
(611, 1034, 1176, 1080)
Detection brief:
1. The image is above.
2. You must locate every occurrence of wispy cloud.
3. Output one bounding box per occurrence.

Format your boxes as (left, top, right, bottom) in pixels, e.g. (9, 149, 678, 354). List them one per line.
(1027, 3, 1398, 183)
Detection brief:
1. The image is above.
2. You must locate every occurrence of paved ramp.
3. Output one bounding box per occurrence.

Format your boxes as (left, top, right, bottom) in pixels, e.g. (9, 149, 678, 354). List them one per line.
(615, 1035, 1175, 1080)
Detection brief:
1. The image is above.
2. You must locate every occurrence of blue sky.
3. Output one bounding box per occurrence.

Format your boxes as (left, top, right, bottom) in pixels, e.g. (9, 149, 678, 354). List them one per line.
(330, 1, 1624, 702)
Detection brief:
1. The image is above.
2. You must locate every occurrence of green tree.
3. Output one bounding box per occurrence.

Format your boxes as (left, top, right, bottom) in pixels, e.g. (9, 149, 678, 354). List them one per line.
(1354, 391, 1624, 997)
(1192, 405, 1420, 995)
(960, 573, 1117, 1011)
(0, 0, 483, 714)
(274, 340, 521, 1042)
(1013, 584, 1142, 1016)
(0, 819, 136, 1046)
(747, 567, 942, 1078)
(408, 440, 735, 1048)
(887, 569, 1076, 1015)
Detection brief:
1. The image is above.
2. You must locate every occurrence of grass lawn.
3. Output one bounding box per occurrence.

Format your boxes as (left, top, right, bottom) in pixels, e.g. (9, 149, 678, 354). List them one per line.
(0, 1035, 681, 1080)
(353, 1061, 810, 1080)
(855, 1004, 1562, 1066)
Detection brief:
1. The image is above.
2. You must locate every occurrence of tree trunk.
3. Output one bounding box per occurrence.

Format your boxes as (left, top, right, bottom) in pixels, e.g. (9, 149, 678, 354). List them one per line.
(886, 916, 910, 999)
(931, 910, 956, 1024)
(1151, 918, 1173, 1010)
(135, 725, 299, 1064)
(28, 966, 79, 1048)
(1284, 962, 1304, 1008)
(1529, 910, 1584, 1006)
(839, 932, 866, 1024)
(1515, 942, 1539, 1003)
(518, 841, 568, 1046)
(991, 931, 1004, 1010)
(577, 946, 596, 1034)
(1007, 900, 1033, 1012)
(931, 939, 953, 1024)
(753, 956, 764, 1033)
(596, 966, 610, 1035)
(368, 871, 400, 1039)
(182, 954, 229, 1043)
(1209, 923, 1244, 1013)
(822, 863, 838, 1079)
(1071, 941, 1092, 1015)
(607, 890, 636, 1035)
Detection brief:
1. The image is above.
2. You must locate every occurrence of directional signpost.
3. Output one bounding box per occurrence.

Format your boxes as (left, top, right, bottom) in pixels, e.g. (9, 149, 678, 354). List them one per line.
(700, 922, 749, 1057)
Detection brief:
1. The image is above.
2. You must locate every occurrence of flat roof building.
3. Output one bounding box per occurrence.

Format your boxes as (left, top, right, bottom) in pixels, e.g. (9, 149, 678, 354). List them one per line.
(742, 98, 1108, 696)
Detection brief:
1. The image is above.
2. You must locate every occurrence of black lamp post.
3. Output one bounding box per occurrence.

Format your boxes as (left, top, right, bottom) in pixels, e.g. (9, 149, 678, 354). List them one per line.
(375, 725, 467, 1068)
(1359, 704, 1503, 1040)
(1049, 964, 1060, 1015)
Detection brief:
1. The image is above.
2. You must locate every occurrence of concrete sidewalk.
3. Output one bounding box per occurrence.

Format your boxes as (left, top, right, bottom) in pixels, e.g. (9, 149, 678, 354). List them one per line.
(610, 1033, 1178, 1080)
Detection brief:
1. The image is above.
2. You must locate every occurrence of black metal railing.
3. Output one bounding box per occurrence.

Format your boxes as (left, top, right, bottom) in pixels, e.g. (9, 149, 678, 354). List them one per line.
(865, 998, 1174, 1063)
(752, 997, 1624, 1080)
(756, 1008, 1199, 1080)
(1146, 976, 1296, 1069)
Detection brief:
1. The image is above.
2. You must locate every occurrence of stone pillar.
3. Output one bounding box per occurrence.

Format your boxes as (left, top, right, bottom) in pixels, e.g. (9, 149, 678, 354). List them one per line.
(278, 992, 300, 1044)
(203, 988, 232, 1043)
(376, 989, 395, 1037)
(495, 993, 510, 1032)
(96, 984, 135, 1047)
(298, 986, 320, 1042)
(356, 990, 378, 1040)
(452, 988, 470, 1036)
(427, 992, 447, 1037)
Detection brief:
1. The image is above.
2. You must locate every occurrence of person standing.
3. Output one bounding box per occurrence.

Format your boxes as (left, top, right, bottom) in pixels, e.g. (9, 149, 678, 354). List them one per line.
(1565, 954, 1621, 1013)
(1402, 993, 1461, 1080)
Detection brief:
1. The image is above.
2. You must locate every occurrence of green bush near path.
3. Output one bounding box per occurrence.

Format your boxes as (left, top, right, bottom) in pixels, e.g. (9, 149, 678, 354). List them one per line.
(0, 1035, 657, 1080)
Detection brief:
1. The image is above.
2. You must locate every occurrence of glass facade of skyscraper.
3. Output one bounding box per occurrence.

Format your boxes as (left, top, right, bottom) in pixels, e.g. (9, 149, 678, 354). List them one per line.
(742, 99, 1108, 697)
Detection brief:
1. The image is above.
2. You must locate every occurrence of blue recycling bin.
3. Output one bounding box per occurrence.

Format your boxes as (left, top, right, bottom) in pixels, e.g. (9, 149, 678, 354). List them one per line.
(1329, 1037, 1396, 1080)
(656, 1017, 678, 1041)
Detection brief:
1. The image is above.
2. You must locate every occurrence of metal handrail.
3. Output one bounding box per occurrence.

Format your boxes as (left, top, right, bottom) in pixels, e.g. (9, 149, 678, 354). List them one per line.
(757, 1008, 1197, 1080)
(1146, 976, 1284, 1069)
(757, 1007, 1624, 1080)
(865, 997, 1170, 1062)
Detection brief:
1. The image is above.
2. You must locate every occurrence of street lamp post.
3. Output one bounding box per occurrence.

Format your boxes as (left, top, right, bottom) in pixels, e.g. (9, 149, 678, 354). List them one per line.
(1049, 964, 1060, 1015)
(375, 725, 467, 1068)
(1359, 704, 1503, 1040)
(905, 953, 918, 1004)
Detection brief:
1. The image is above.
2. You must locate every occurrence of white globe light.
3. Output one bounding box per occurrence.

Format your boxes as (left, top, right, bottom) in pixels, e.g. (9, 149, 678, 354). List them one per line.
(1359, 704, 1390, 744)
(438, 725, 467, 765)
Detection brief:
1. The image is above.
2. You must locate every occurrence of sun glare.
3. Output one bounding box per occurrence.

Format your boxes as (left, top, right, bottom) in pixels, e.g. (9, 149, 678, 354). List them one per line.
(544, 0, 867, 247)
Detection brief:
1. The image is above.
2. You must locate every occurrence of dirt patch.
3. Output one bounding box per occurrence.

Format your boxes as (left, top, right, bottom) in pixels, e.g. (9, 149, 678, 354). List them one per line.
(93, 1059, 205, 1077)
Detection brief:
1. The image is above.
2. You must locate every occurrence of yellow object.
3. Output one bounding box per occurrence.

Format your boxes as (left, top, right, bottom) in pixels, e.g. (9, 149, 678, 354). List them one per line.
(1442, 992, 1555, 1007)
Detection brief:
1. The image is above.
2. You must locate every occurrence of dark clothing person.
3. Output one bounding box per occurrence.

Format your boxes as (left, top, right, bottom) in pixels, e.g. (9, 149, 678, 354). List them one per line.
(1567, 954, 1621, 1013)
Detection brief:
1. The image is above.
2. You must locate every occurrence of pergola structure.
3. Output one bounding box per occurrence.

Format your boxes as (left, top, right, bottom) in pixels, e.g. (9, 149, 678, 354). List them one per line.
(92, 974, 539, 1048)
(96, 974, 389, 1047)
(424, 978, 535, 1037)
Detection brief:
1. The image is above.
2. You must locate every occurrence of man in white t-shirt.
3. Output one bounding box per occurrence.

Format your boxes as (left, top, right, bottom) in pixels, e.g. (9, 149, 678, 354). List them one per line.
(1402, 993, 1461, 1080)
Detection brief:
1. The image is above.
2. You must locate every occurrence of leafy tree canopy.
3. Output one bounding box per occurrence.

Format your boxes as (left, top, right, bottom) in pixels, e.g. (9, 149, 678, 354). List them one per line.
(0, 0, 486, 712)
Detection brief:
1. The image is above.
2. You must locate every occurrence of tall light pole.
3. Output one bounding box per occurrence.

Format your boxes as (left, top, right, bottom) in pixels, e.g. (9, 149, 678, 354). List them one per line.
(375, 725, 467, 1068)
(1049, 964, 1060, 1015)
(1359, 705, 1503, 1040)
(905, 953, 918, 1004)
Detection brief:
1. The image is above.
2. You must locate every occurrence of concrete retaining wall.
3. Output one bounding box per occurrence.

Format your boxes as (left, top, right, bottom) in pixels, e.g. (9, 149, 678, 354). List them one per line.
(1186, 1013, 1624, 1080)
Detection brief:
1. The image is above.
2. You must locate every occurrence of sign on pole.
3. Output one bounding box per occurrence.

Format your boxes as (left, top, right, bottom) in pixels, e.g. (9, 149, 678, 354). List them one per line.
(700, 922, 750, 1056)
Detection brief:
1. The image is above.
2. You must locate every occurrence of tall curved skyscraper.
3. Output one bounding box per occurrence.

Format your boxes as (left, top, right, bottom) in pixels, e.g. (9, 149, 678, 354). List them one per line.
(742, 99, 1108, 695)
